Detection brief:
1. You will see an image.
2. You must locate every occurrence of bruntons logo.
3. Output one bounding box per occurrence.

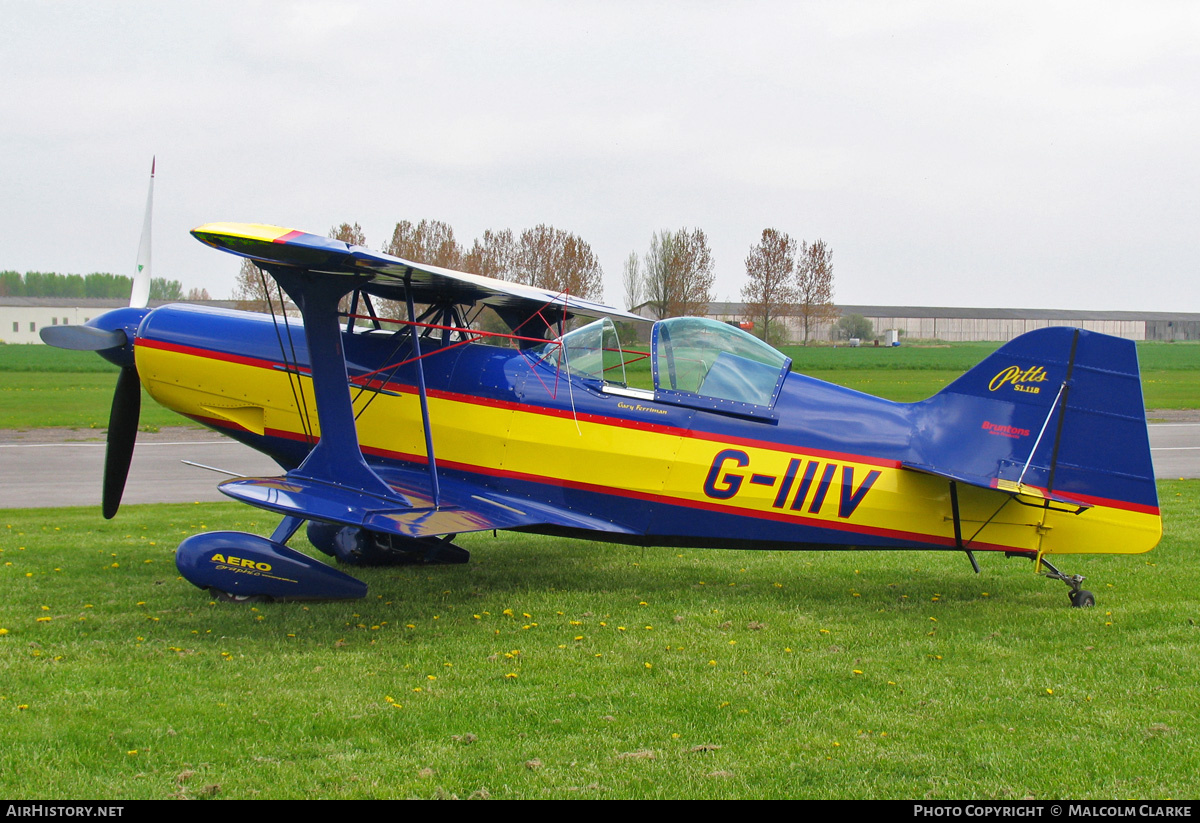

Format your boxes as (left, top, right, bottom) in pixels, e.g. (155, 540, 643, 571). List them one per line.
(982, 421, 1030, 439)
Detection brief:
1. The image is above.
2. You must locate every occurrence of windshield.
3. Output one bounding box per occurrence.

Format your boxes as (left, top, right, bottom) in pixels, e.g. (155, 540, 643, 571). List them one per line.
(535, 317, 632, 385)
(652, 317, 790, 407)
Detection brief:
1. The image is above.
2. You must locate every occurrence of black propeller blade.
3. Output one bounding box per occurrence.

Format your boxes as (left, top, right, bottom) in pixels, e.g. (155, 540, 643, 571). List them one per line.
(102, 365, 142, 519)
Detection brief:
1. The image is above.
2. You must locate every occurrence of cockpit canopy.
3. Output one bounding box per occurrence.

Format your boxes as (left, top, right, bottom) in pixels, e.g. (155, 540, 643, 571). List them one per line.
(651, 317, 790, 409)
(543, 316, 791, 417)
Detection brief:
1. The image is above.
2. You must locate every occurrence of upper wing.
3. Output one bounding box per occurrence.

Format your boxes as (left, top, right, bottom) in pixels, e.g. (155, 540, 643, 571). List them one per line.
(192, 222, 645, 324)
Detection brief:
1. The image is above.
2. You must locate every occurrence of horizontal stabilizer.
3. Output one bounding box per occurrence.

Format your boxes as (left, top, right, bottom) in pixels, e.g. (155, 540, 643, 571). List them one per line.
(901, 461, 1093, 510)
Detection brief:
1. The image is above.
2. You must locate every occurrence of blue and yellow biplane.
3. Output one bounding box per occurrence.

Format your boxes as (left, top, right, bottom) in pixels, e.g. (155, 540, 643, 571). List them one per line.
(44, 223, 1160, 607)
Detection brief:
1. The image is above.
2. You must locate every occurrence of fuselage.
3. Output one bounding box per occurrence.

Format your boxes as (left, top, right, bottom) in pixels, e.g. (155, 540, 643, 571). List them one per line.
(131, 304, 1160, 557)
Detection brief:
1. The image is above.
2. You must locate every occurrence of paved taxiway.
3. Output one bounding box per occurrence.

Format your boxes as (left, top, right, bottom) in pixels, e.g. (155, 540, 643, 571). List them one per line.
(2, 421, 1198, 510)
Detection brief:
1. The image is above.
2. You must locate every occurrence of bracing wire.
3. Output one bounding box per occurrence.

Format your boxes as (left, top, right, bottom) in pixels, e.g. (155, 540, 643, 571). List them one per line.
(259, 266, 313, 444)
(276, 278, 314, 443)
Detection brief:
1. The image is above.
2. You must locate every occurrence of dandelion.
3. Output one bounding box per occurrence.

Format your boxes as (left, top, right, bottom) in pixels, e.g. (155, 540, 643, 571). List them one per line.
(0, 629, 8, 636)
(505, 673, 518, 679)
(852, 670, 863, 675)
(708, 660, 716, 666)
(644, 663, 652, 669)
(1046, 688, 1054, 695)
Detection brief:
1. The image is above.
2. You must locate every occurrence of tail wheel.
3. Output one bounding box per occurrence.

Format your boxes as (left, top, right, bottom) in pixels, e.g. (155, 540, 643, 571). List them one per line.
(1069, 589, 1095, 608)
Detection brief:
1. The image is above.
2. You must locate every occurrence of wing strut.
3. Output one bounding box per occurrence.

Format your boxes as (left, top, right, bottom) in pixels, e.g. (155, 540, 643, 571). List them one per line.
(404, 269, 441, 508)
(268, 267, 396, 500)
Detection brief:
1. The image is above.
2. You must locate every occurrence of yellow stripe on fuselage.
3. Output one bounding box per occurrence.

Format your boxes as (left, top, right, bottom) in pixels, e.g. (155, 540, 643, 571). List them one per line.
(136, 343, 1160, 555)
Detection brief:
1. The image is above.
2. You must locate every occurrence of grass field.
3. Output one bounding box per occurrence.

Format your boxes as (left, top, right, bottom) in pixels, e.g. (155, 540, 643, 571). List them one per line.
(2, 339, 1197, 430)
(1, 483, 1197, 800)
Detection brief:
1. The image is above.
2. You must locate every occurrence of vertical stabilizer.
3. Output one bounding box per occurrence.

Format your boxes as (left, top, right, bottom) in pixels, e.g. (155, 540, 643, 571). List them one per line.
(907, 327, 1157, 513)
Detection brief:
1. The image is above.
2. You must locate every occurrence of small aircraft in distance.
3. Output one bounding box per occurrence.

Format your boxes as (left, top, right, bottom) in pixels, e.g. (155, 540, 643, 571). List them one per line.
(44, 223, 1160, 608)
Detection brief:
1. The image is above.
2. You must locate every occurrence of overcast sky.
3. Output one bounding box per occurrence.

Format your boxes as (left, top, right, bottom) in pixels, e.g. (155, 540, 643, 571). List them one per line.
(3, 1, 1197, 312)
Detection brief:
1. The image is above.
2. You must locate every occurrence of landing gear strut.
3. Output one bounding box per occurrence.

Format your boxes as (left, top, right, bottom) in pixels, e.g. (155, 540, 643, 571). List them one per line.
(1006, 553, 1096, 607)
(1039, 557, 1095, 608)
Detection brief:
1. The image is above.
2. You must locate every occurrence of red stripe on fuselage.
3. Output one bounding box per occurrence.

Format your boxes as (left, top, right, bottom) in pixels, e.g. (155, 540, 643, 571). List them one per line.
(146, 336, 1153, 517)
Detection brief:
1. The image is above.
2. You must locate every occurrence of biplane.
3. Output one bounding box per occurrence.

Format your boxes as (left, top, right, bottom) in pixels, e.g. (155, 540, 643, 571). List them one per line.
(43, 223, 1160, 608)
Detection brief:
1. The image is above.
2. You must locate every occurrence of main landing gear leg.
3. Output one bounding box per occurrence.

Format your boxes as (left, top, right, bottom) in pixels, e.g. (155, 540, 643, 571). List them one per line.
(1007, 552, 1095, 608)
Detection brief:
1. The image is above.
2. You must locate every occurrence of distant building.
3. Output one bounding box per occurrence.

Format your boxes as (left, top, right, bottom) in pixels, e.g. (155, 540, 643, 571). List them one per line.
(7, 297, 1200, 346)
(0, 298, 240, 345)
(698, 303, 1200, 343)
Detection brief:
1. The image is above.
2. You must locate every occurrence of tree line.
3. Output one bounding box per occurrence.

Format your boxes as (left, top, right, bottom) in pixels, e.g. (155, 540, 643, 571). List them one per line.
(231, 219, 840, 345)
(0, 270, 209, 302)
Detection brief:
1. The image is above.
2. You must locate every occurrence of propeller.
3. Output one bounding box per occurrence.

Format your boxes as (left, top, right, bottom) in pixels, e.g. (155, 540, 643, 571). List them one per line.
(39, 157, 156, 518)
(103, 366, 142, 519)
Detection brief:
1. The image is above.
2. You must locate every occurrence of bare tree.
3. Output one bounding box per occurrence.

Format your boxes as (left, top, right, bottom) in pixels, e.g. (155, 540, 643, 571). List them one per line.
(329, 222, 369, 316)
(330, 221, 367, 247)
(382, 219, 463, 269)
(795, 238, 836, 345)
(514, 224, 603, 299)
(741, 228, 797, 345)
(185, 287, 211, 301)
(462, 228, 516, 280)
(232, 258, 273, 313)
(643, 228, 714, 319)
(622, 251, 643, 311)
